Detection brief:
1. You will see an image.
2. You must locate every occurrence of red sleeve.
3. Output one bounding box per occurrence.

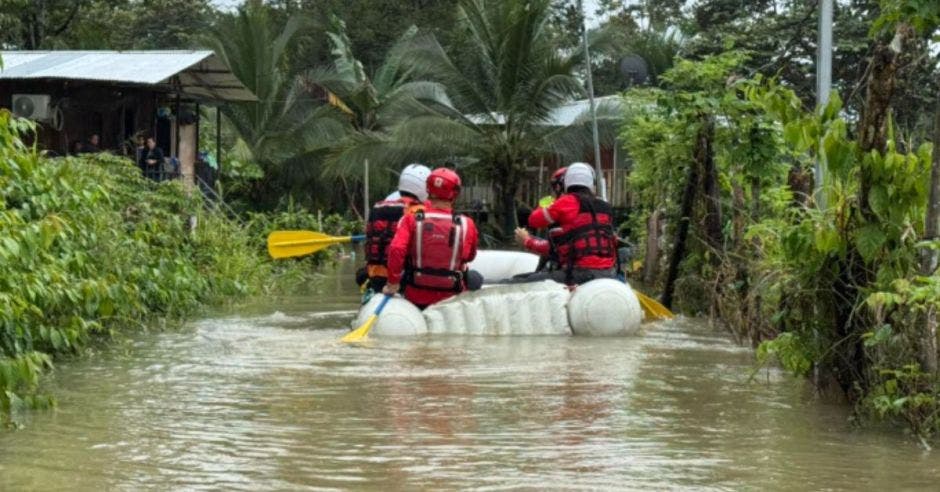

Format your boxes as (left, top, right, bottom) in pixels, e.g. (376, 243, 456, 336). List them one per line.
(463, 216, 478, 264)
(386, 213, 414, 284)
(528, 194, 576, 229)
(524, 236, 550, 256)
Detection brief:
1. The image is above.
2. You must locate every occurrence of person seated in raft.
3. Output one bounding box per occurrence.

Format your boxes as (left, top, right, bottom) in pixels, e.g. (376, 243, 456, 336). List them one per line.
(511, 162, 618, 285)
(356, 164, 431, 299)
(383, 167, 481, 310)
(514, 166, 567, 275)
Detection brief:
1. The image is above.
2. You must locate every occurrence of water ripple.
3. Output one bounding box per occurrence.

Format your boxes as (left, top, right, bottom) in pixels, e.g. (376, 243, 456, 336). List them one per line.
(1, 289, 939, 490)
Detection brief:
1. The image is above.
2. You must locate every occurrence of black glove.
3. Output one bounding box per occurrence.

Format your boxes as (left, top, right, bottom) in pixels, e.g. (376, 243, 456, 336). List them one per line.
(355, 266, 368, 287)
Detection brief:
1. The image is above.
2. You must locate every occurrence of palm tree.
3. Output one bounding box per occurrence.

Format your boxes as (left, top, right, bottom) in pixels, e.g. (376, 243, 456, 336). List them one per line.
(208, 0, 345, 209)
(378, 0, 608, 233)
(298, 15, 454, 206)
(605, 25, 684, 87)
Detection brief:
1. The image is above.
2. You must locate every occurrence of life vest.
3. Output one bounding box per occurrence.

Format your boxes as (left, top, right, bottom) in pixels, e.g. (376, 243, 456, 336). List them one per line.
(364, 196, 422, 270)
(554, 193, 616, 273)
(404, 210, 468, 292)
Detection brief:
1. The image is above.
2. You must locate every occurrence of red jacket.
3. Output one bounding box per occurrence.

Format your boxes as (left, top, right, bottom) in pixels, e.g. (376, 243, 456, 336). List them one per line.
(523, 236, 550, 256)
(387, 206, 479, 307)
(528, 193, 616, 270)
(523, 225, 564, 258)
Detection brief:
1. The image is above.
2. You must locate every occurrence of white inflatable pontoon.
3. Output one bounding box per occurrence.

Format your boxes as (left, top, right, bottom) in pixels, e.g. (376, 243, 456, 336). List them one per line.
(351, 250, 643, 337)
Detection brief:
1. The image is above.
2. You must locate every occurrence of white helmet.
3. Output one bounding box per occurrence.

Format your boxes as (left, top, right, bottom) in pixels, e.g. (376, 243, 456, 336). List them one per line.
(564, 162, 595, 192)
(399, 163, 431, 201)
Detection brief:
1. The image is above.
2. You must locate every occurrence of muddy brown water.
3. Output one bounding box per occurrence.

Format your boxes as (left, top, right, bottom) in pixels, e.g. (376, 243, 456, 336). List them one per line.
(2, 260, 939, 490)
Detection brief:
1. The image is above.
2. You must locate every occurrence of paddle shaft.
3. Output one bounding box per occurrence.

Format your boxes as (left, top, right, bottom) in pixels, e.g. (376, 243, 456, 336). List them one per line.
(373, 294, 392, 315)
(275, 234, 365, 247)
(341, 294, 392, 342)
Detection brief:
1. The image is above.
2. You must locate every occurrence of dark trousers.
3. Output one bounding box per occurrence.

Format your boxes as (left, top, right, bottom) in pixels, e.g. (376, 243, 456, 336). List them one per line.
(504, 267, 617, 286)
(367, 276, 388, 292)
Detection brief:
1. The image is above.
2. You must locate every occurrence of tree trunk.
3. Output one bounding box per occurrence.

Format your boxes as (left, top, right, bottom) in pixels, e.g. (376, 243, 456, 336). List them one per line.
(498, 158, 527, 235)
(750, 178, 761, 221)
(921, 104, 940, 275)
(662, 122, 707, 309)
(925, 309, 938, 376)
(858, 24, 914, 218)
(27, 0, 45, 50)
(643, 209, 663, 285)
(748, 177, 765, 342)
(497, 183, 518, 236)
(829, 23, 914, 397)
(787, 162, 812, 207)
(339, 176, 363, 222)
(731, 182, 746, 251)
(918, 104, 940, 374)
(700, 118, 722, 251)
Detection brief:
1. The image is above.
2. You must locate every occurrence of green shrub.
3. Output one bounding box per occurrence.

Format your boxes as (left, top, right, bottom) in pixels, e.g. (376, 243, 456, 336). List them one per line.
(0, 110, 349, 425)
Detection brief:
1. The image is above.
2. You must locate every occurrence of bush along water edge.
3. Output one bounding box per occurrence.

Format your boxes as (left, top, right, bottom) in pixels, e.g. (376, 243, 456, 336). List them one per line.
(0, 110, 355, 426)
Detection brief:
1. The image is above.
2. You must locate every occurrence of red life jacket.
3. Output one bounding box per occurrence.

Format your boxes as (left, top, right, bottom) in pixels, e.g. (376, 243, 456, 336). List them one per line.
(405, 210, 468, 292)
(554, 192, 617, 272)
(364, 196, 421, 269)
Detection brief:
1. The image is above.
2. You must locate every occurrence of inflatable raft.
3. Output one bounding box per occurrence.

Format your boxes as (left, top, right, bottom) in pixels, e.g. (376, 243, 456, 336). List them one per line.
(351, 250, 644, 337)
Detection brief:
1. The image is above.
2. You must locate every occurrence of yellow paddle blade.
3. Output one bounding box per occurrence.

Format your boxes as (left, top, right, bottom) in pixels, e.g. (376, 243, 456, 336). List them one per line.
(341, 314, 378, 343)
(637, 291, 675, 321)
(266, 230, 351, 259)
(341, 294, 392, 343)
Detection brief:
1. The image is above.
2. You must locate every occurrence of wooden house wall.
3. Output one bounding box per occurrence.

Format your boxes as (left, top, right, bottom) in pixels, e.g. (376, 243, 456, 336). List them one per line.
(0, 80, 161, 156)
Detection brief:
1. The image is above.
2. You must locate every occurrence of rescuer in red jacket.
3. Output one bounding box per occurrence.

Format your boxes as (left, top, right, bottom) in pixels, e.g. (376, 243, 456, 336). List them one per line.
(383, 168, 480, 309)
(515, 166, 566, 270)
(357, 164, 431, 294)
(516, 162, 618, 285)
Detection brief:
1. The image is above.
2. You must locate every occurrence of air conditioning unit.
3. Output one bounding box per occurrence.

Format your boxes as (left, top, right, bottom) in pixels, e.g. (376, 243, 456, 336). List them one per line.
(12, 94, 53, 121)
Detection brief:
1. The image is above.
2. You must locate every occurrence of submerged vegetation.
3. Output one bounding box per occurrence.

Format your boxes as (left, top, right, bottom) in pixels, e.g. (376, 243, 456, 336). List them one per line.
(0, 111, 352, 426)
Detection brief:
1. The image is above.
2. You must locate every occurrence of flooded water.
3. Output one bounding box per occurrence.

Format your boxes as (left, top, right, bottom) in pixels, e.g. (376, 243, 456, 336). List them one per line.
(2, 261, 939, 490)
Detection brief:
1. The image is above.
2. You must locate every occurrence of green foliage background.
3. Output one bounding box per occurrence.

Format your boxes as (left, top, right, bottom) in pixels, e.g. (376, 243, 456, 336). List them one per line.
(620, 1, 940, 438)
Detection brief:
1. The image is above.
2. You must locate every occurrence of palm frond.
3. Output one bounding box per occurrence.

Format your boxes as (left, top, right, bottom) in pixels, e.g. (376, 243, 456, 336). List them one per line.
(403, 32, 495, 115)
(300, 67, 360, 98)
(542, 99, 624, 160)
(390, 115, 482, 158)
(321, 130, 398, 179)
(372, 25, 420, 93)
(326, 15, 369, 87)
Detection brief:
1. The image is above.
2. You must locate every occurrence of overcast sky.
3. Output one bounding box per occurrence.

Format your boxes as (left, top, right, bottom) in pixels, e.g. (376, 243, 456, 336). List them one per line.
(210, 0, 612, 26)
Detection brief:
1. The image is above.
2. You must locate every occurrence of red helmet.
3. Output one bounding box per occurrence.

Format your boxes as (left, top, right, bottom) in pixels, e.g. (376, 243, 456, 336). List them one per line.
(550, 167, 567, 196)
(427, 167, 461, 201)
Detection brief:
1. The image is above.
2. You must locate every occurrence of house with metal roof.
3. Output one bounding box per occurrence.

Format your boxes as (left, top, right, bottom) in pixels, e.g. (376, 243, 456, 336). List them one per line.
(460, 95, 631, 209)
(0, 50, 254, 188)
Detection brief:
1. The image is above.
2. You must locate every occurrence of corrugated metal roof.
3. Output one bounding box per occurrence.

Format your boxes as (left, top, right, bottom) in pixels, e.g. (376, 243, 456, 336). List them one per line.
(546, 95, 623, 126)
(467, 95, 623, 126)
(0, 50, 256, 102)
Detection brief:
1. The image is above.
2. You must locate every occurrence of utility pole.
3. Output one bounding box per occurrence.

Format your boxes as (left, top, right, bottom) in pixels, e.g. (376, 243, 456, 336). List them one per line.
(215, 106, 222, 174)
(810, 0, 834, 389)
(580, 0, 606, 200)
(815, 0, 833, 209)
